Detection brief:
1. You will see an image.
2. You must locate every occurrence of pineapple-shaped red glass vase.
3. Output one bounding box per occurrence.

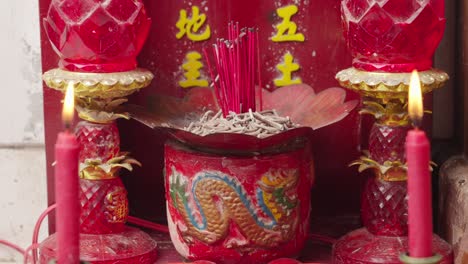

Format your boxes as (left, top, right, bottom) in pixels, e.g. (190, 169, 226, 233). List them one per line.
(75, 121, 128, 235)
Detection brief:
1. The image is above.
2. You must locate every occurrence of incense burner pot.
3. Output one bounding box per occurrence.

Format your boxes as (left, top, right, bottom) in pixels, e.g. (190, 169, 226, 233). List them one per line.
(129, 84, 356, 263)
(164, 136, 313, 264)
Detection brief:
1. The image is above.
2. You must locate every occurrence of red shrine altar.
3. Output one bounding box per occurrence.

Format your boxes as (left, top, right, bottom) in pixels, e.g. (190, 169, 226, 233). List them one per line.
(38, 0, 450, 263)
(41, 0, 361, 226)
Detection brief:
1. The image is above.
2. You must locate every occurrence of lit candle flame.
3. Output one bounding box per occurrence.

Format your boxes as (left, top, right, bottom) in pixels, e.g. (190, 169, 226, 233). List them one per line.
(62, 83, 75, 128)
(408, 70, 423, 127)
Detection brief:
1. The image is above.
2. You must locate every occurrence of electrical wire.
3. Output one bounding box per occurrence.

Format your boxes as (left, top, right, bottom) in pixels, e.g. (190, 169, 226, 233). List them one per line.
(32, 204, 56, 263)
(0, 239, 26, 255)
(0, 204, 56, 264)
(307, 233, 337, 245)
(23, 243, 40, 264)
(126, 216, 337, 250)
(1, 204, 337, 264)
(127, 215, 170, 233)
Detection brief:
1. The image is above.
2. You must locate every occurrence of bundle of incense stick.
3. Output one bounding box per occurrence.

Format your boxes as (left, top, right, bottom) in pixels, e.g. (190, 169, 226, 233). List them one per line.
(204, 22, 262, 116)
(185, 109, 297, 138)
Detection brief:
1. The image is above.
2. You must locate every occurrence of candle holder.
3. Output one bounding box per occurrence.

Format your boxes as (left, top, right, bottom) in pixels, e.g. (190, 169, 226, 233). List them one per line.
(400, 253, 443, 264)
(332, 0, 452, 263)
(39, 0, 157, 263)
(332, 70, 452, 264)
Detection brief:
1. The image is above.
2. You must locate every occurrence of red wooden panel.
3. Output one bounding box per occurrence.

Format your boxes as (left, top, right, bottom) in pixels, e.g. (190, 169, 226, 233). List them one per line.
(40, 0, 364, 228)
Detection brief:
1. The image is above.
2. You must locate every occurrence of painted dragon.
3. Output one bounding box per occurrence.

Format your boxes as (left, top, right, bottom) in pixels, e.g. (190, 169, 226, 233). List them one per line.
(169, 167, 300, 248)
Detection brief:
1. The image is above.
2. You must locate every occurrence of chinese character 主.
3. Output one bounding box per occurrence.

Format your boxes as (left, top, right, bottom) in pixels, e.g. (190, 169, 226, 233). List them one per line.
(271, 5, 305, 42)
(274, 52, 302, 87)
(179, 51, 209, 88)
(176, 6, 211, 41)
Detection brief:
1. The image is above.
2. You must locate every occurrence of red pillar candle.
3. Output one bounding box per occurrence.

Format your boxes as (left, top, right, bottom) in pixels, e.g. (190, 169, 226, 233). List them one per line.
(54, 84, 80, 263)
(406, 70, 433, 258)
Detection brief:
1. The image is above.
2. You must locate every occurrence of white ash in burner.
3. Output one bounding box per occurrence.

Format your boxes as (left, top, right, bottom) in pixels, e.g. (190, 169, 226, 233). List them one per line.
(184, 109, 298, 138)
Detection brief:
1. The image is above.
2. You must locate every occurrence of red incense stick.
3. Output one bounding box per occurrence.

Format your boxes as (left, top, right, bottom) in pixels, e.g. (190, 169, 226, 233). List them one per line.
(205, 23, 262, 116)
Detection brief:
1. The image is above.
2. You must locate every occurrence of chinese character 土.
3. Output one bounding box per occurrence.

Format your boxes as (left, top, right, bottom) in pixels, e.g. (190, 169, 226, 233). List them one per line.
(271, 5, 305, 42)
(274, 52, 302, 87)
(176, 6, 211, 41)
(179, 51, 209, 88)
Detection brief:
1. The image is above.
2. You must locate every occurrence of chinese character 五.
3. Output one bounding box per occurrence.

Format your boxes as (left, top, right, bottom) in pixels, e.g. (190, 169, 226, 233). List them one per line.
(272, 5, 305, 42)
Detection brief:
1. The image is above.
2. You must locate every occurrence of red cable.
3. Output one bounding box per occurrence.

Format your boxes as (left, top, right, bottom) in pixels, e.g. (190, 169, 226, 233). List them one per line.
(2, 204, 336, 263)
(32, 204, 56, 264)
(0, 239, 26, 256)
(127, 216, 169, 233)
(23, 243, 40, 264)
(307, 233, 337, 245)
(126, 216, 337, 247)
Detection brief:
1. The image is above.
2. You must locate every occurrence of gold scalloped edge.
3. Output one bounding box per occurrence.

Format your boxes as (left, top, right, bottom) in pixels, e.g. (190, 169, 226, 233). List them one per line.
(43, 68, 154, 99)
(336, 67, 448, 100)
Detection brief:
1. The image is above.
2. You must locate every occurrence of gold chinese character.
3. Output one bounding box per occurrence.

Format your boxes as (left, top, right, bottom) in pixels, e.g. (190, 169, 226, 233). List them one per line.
(105, 188, 128, 224)
(179, 51, 209, 88)
(274, 53, 302, 87)
(176, 6, 211, 41)
(271, 5, 305, 42)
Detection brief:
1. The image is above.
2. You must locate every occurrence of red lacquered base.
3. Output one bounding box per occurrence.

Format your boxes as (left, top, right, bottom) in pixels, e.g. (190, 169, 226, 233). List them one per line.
(332, 228, 453, 264)
(39, 227, 158, 264)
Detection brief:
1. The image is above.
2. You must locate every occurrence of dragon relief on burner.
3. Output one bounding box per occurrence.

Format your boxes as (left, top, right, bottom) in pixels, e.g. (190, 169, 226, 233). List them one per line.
(168, 167, 300, 248)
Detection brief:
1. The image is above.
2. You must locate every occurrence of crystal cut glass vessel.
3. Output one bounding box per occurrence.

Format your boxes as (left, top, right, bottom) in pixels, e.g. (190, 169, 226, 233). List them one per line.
(342, 0, 445, 72)
(44, 0, 151, 72)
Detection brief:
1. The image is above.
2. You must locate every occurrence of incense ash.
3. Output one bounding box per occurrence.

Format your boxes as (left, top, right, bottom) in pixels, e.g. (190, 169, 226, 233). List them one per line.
(184, 109, 297, 138)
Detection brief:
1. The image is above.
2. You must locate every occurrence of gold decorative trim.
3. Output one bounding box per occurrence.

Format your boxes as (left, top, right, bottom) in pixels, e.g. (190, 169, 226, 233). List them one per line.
(400, 253, 442, 264)
(336, 67, 448, 101)
(360, 100, 409, 126)
(43, 68, 153, 99)
(350, 151, 436, 182)
(75, 97, 130, 123)
(79, 153, 141, 180)
(350, 154, 408, 182)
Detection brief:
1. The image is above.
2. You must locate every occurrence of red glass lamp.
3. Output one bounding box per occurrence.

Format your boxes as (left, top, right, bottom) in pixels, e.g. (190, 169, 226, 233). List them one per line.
(43, 0, 151, 72)
(342, 0, 445, 72)
(334, 0, 452, 263)
(39, 0, 157, 263)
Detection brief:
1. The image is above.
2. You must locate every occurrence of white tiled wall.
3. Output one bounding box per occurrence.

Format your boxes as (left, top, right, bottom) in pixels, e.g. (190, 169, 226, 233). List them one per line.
(0, 1, 47, 263)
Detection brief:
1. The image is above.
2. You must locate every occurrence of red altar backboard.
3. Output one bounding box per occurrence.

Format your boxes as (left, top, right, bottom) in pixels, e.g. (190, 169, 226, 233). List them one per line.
(40, 0, 364, 227)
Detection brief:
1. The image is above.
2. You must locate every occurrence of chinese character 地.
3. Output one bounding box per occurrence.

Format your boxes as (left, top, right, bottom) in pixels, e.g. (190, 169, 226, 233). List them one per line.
(179, 51, 209, 88)
(271, 5, 305, 42)
(274, 52, 302, 87)
(176, 6, 211, 41)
